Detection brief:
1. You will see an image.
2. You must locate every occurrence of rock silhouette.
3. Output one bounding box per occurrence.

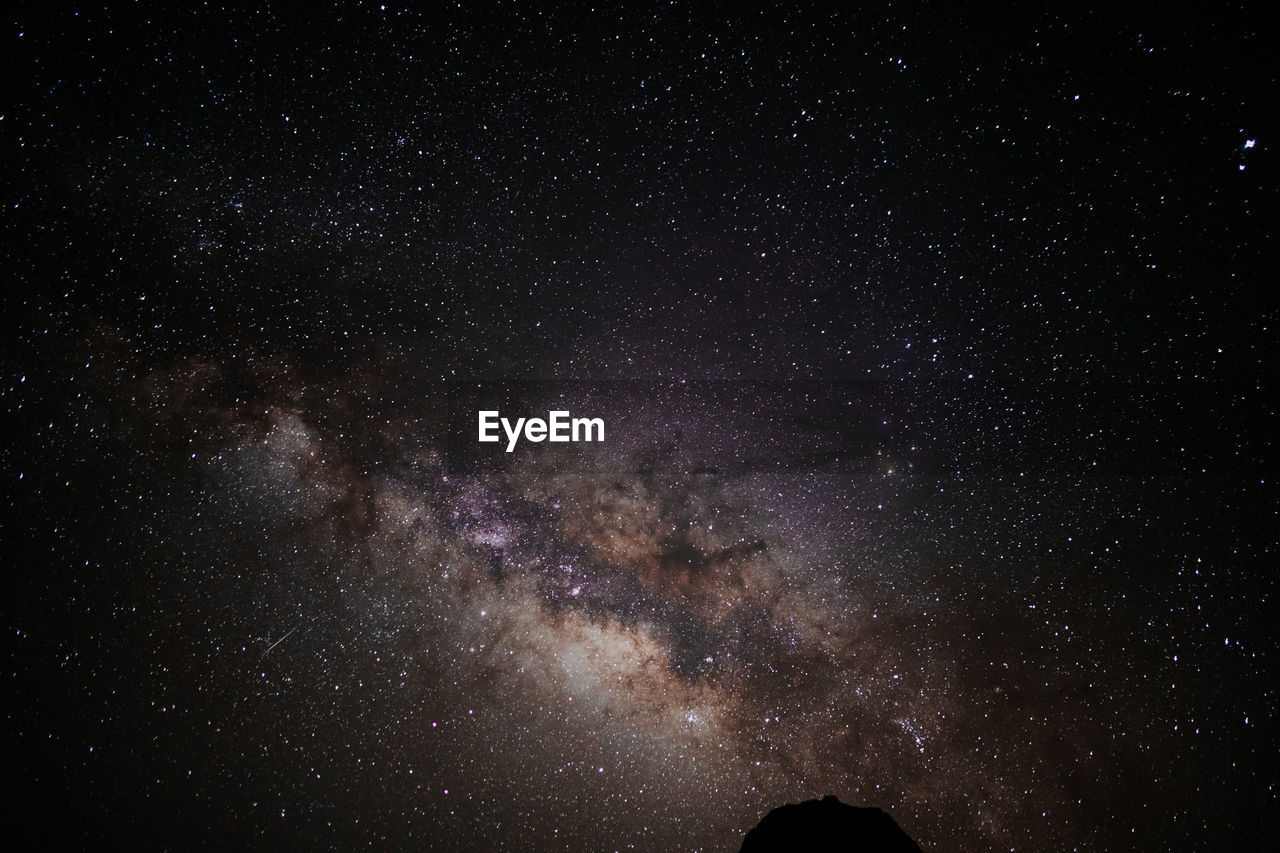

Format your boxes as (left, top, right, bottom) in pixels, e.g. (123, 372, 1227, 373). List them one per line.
(739, 795, 923, 852)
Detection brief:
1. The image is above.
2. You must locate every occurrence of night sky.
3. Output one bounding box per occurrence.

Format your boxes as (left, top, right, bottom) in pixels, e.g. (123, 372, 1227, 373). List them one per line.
(4, 4, 1276, 851)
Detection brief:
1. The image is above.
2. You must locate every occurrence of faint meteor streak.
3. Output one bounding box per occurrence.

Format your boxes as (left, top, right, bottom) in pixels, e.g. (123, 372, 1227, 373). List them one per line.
(263, 626, 298, 655)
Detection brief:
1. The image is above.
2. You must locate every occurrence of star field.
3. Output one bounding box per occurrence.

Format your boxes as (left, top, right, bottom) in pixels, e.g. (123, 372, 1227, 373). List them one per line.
(4, 4, 1275, 851)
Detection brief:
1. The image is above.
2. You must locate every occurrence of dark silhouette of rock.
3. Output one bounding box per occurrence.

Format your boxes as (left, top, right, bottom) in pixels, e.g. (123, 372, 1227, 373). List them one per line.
(739, 795, 923, 852)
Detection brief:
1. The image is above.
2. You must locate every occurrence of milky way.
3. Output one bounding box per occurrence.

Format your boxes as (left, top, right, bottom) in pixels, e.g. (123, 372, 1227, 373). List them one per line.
(6, 4, 1274, 851)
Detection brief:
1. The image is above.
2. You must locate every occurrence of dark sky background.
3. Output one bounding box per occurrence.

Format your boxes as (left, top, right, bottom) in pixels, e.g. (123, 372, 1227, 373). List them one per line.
(4, 3, 1275, 851)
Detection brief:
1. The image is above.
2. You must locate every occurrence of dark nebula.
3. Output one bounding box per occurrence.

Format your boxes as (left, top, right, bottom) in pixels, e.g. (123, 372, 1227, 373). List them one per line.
(4, 4, 1275, 851)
